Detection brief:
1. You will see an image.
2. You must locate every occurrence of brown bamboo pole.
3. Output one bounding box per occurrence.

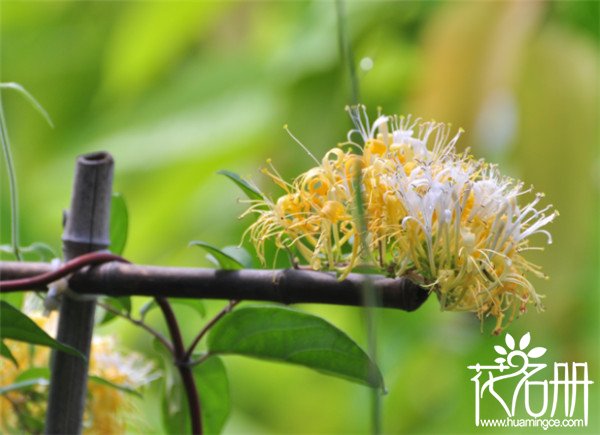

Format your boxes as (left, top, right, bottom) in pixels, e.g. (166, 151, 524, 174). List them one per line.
(0, 261, 429, 312)
(45, 152, 114, 434)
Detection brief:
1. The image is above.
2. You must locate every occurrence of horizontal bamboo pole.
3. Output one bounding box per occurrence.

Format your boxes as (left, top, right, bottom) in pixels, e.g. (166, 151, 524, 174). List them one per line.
(0, 261, 429, 311)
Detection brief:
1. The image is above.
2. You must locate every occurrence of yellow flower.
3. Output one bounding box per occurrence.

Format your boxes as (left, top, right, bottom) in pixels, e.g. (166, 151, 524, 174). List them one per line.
(244, 105, 557, 333)
(84, 335, 156, 434)
(0, 311, 156, 433)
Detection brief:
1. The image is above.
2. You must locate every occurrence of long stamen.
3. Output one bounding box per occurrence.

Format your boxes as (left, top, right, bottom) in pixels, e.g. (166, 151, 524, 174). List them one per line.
(283, 124, 320, 165)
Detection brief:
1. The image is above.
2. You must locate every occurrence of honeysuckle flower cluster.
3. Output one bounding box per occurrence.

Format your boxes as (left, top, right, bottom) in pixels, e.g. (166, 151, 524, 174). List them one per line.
(0, 312, 156, 433)
(244, 106, 557, 333)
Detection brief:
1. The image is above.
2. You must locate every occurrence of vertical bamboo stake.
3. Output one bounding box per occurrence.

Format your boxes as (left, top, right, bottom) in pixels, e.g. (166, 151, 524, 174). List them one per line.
(45, 151, 114, 434)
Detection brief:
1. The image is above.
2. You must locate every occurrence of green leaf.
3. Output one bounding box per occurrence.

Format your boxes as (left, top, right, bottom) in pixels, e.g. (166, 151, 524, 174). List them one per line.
(208, 306, 384, 388)
(172, 299, 206, 318)
(139, 299, 157, 320)
(221, 246, 253, 268)
(190, 241, 244, 270)
(140, 298, 205, 320)
(217, 170, 263, 201)
(161, 373, 189, 434)
(0, 301, 84, 360)
(0, 378, 49, 395)
(89, 375, 143, 398)
(0, 291, 23, 311)
(156, 337, 190, 434)
(110, 192, 129, 255)
(115, 296, 132, 314)
(15, 367, 50, 382)
(156, 339, 229, 434)
(0, 340, 18, 367)
(22, 242, 59, 261)
(98, 296, 132, 325)
(193, 356, 230, 434)
(0, 242, 58, 261)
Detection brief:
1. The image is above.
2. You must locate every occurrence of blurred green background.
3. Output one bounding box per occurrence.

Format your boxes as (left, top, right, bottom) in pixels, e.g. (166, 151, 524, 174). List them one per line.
(1, 1, 598, 433)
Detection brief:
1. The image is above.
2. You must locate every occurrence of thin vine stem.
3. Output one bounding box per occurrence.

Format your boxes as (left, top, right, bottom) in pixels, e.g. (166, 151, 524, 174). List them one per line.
(96, 300, 174, 354)
(184, 299, 239, 361)
(155, 297, 203, 435)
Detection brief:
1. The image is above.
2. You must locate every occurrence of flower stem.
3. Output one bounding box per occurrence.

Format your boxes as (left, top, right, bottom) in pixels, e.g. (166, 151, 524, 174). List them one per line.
(353, 167, 382, 435)
(335, 0, 360, 105)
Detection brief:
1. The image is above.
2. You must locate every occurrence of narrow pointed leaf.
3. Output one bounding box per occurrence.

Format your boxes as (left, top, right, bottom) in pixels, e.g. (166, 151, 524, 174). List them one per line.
(15, 367, 50, 382)
(0, 378, 49, 395)
(494, 345, 507, 355)
(1, 242, 58, 261)
(208, 305, 383, 388)
(190, 241, 244, 270)
(23, 242, 58, 261)
(98, 296, 132, 325)
(89, 375, 143, 398)
(218, 170, 263, 201)
(0, 301, 84, 359)
(221, 246, 253, 268)
(140, 299, 157, 320)
(110, 192, 128, 255)
(174, 299, 206, 318)
(0, 340, 18, 367)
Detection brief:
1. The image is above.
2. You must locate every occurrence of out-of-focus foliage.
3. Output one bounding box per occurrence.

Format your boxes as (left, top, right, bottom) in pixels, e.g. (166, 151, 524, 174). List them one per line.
(1, 1, 598, 433)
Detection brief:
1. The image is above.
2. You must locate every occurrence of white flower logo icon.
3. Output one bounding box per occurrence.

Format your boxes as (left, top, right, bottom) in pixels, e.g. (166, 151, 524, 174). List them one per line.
(493, 332, 547, 366)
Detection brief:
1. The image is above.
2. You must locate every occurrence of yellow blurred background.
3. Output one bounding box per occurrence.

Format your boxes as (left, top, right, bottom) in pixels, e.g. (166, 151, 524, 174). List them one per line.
(1, 1, 598, 433)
